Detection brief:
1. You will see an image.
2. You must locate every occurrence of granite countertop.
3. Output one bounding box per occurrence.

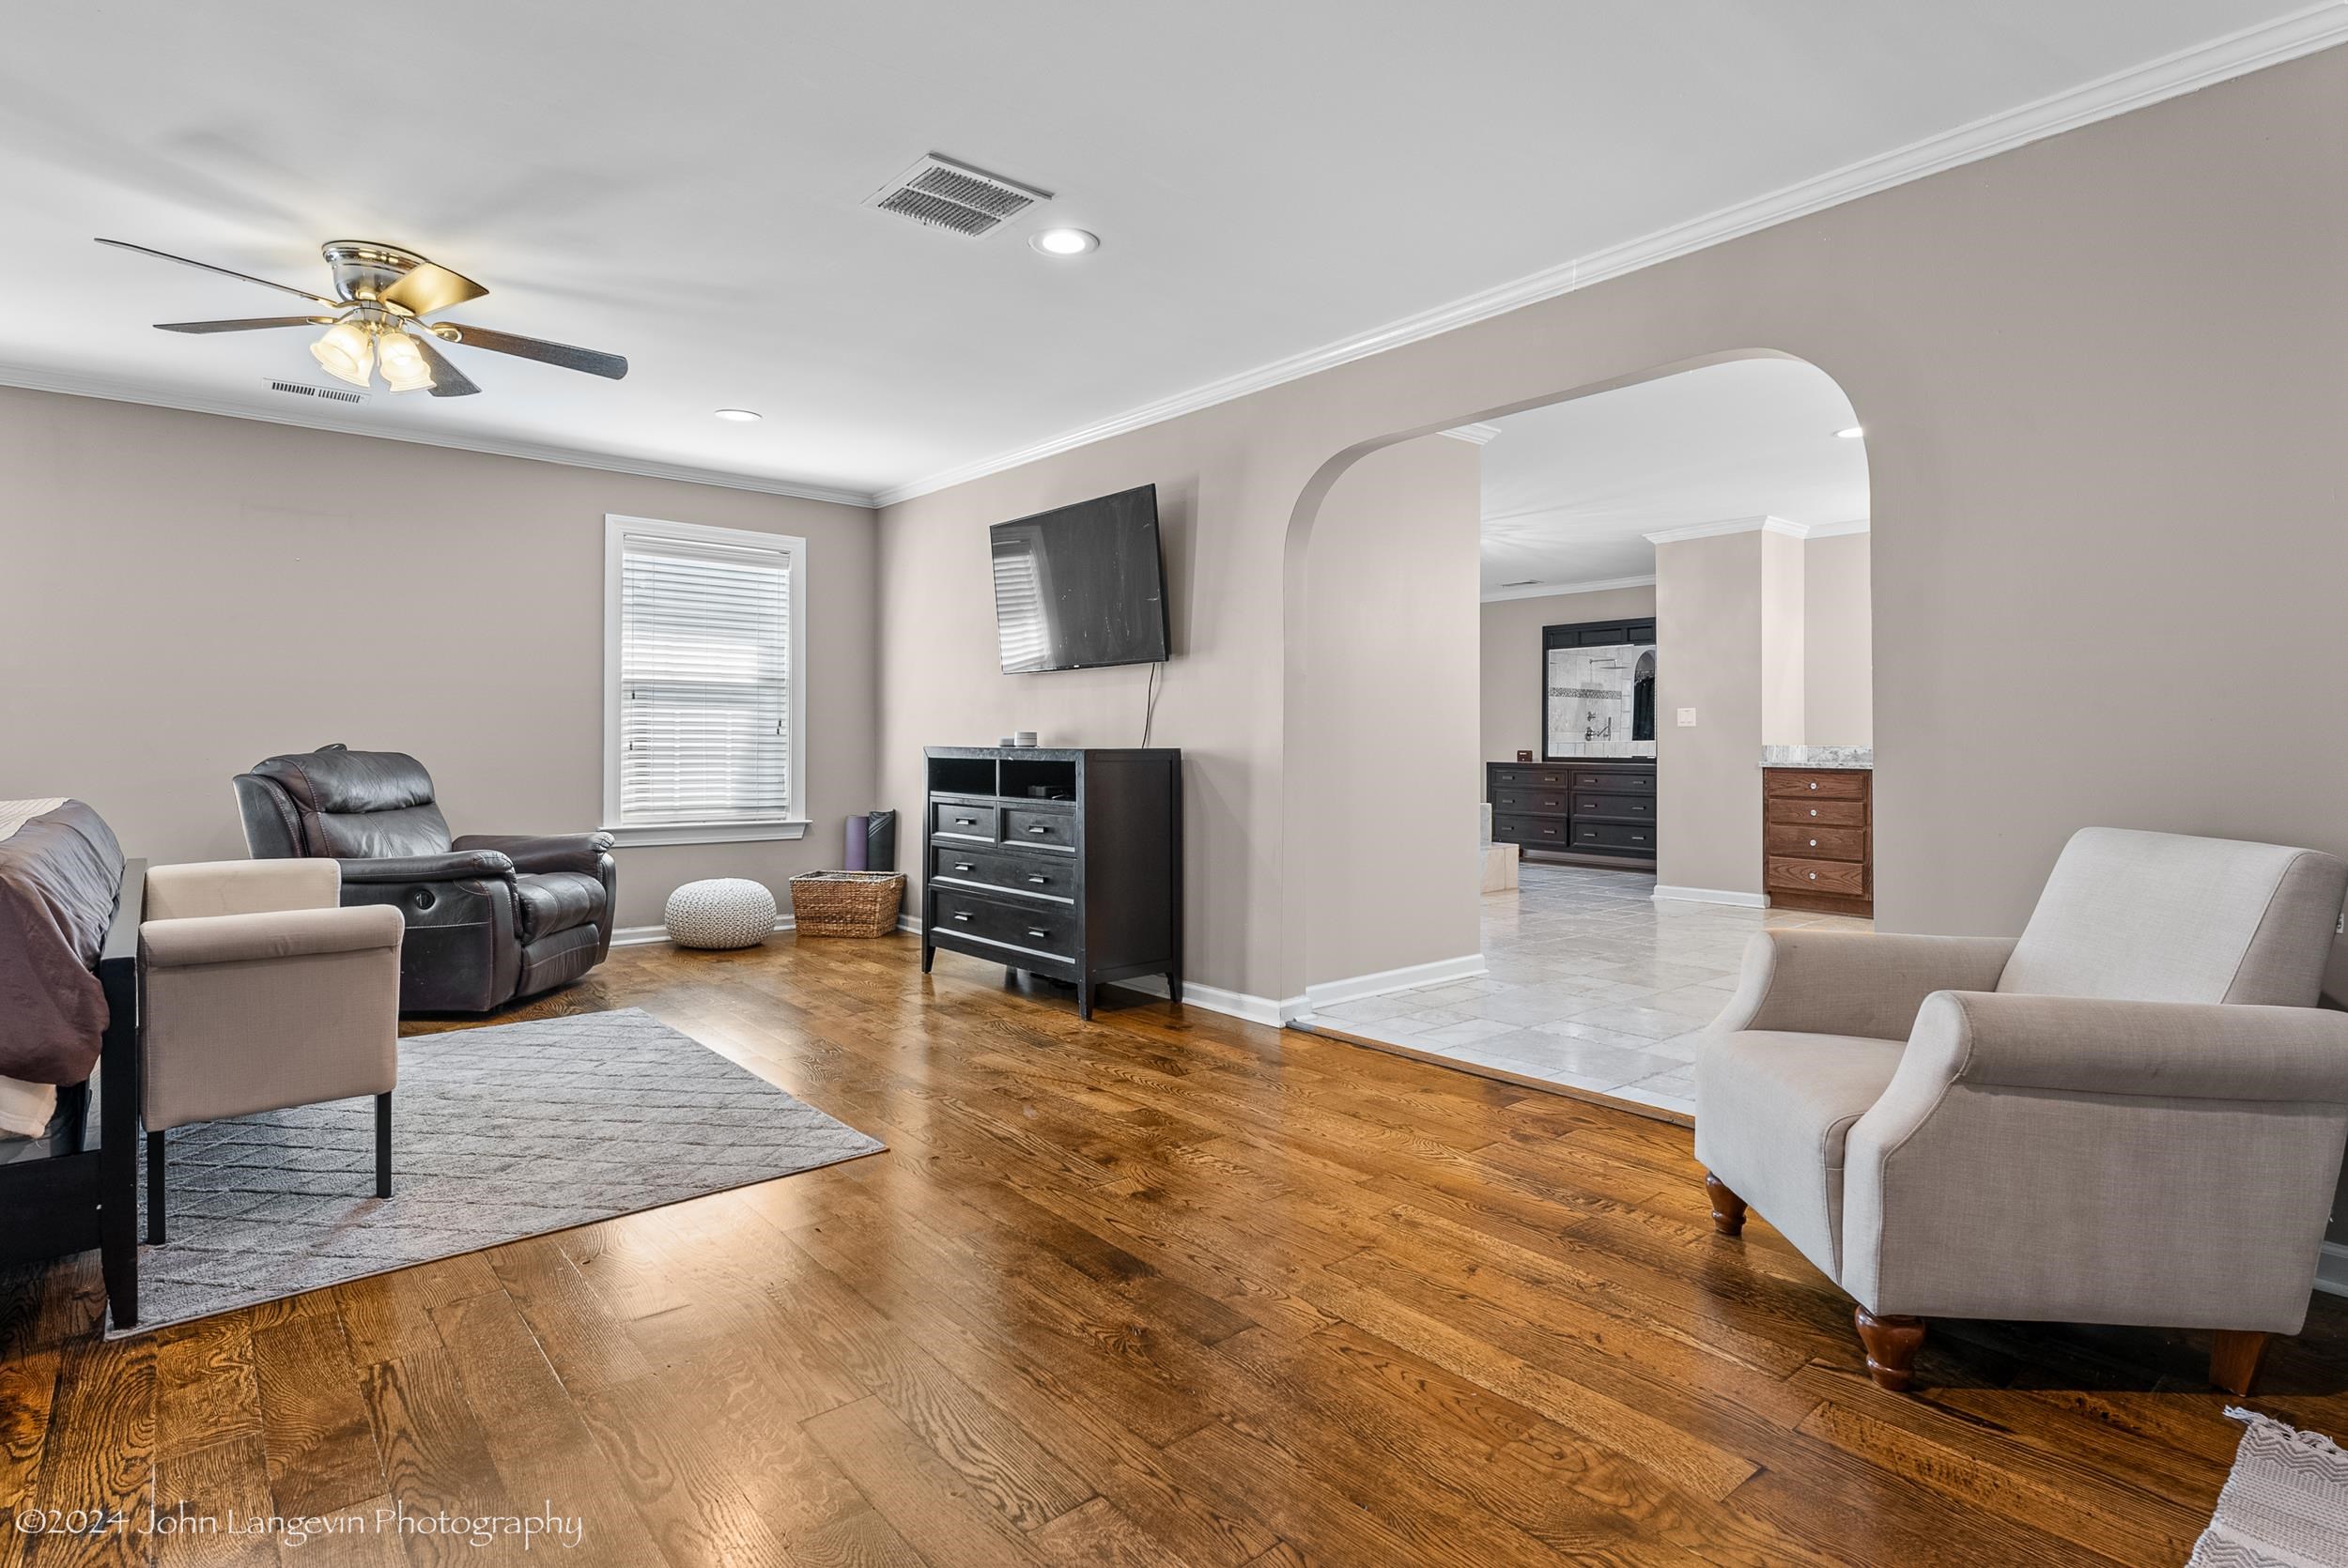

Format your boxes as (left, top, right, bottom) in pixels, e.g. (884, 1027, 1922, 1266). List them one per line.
(1760, 746, 1873, 771)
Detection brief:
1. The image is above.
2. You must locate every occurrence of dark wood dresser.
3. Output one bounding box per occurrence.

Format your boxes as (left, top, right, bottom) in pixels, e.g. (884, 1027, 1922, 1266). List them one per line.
(1488, 759, 1658, 864)
(919, 746, 1182, 1019)
(1763, 767, 1873, 915)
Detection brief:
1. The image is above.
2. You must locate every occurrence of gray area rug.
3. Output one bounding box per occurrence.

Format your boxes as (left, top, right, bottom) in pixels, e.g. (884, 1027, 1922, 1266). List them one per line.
(2188, 1407, 2348, 1567)
(117, 1007, 883, 1334)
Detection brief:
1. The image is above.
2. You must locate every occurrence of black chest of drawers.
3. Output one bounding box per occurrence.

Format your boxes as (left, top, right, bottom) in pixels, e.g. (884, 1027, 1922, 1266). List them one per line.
(1488, 759, 1658, 863)
(919, 746, 1182, 1019)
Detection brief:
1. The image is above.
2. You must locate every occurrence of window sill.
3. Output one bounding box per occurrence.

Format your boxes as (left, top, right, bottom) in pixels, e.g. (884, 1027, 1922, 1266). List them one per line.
(601, 820, 811, 848)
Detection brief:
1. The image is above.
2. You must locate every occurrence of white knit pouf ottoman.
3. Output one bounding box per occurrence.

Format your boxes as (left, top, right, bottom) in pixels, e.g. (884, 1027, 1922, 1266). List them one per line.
(664, 878, 778, 950)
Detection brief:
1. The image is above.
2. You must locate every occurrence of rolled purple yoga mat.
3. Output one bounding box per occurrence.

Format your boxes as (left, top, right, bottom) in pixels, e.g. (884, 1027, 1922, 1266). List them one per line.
(844, 815, 869, 871)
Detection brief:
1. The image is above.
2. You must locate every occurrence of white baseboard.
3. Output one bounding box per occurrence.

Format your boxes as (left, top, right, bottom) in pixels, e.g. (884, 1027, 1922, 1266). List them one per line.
(1652, 885, 1770, 909)
(1304, 953, 1487, 1012)
(1115, 973, 1300, 1028)
(611, 916, 796, 948)
(2317, 1240, 2348, 1299)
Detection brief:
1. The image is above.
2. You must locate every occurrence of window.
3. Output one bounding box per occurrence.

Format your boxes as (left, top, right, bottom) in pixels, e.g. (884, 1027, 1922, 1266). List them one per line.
(603, 515, 808, 845)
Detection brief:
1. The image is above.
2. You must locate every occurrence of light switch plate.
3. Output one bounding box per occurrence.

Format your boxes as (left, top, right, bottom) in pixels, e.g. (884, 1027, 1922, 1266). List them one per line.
(1676, 707, 1697, 727)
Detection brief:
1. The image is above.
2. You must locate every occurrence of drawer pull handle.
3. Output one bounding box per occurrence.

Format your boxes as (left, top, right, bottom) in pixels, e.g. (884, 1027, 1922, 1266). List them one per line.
(1026, 824, 1049, 836)
(1808, 838, 1817, 848)
(955, 816, 977, 825)
(1027, 928, 1048, 939)
(1027, 874, 1047, 884)
(954, 862, 974, 872)
(1808, 782, 1818, 791)
(1809, 808, 1819, 818)
(952, 912, 972, 922)
(1808, 872, 1817, 881)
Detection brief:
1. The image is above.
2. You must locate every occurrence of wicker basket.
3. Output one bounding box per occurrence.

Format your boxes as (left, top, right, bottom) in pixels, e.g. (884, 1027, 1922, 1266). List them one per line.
(789, 870, 905, 938)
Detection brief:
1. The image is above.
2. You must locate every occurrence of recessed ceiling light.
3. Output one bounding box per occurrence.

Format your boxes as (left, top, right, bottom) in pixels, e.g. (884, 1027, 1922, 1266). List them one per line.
(714, 408, 762, 423)
(1030, 227, 1100, 256)
(1835, 425, 1864, 438)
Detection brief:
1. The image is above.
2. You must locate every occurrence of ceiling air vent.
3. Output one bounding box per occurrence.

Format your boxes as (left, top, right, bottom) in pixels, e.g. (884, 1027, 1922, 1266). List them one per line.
(265, 377, 368, 406)
(865, 153, 1050, 238)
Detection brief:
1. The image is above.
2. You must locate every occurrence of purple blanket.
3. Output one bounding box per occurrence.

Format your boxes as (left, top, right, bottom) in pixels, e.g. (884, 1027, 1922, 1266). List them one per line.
(0, 800, 125, 1084)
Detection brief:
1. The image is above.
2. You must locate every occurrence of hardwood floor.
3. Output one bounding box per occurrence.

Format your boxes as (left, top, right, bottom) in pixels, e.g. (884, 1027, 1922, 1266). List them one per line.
(6, 931, 2347, 1566)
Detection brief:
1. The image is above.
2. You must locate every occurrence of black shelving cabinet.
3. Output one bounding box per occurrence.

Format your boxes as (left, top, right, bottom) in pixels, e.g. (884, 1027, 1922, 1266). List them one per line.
(919, 746, 1182, 1019)
(1489, 758, 1659, 864)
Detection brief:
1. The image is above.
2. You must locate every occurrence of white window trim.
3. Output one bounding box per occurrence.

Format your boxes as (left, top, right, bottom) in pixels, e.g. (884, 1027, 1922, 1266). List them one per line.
(602, 514, 810, 847)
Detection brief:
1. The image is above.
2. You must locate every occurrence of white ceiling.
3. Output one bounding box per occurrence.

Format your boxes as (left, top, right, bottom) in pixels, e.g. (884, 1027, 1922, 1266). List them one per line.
(1477, 359, 1868, 596)
(0, 2, 2327, 503)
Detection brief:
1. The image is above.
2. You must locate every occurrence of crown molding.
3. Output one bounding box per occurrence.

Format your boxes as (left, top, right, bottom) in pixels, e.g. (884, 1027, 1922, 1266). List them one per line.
(1440, 423, 1504, 445)
(0, 362, 880, 510)
(873, 6, 2348, 510)
(1641, 515, 1871, 545)
(1644, 515, 1784, 545)
(1480, 574, 1657, 604)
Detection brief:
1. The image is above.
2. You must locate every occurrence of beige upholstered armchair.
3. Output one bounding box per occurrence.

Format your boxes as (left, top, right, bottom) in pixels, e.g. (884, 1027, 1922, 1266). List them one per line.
(140, 860, 405, 1243)
(1696, 827, 2348, 1396)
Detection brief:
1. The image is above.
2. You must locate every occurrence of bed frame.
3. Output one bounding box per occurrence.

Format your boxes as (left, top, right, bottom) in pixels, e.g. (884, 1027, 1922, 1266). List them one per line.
(0, 859, 144, 1324)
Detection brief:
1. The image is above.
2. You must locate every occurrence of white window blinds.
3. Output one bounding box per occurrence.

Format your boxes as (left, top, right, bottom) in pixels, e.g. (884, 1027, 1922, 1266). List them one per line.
(617, 530, 793, 825)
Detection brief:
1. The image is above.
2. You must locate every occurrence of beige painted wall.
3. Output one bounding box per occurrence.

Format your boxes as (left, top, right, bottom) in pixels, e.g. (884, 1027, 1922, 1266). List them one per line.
(1759, 529, 1807, 748)
(0, 388, 878, 930)
(878, 47, 2348, 1019)
(1301, 436, 1484, 989)
(1655, 532, 1765, 896)
(1478, 583, 1659, 762)
(1803, 530, 1874, 746)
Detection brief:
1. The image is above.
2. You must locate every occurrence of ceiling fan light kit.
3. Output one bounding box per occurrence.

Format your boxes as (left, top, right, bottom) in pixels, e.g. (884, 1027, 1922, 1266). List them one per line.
(98, 237, 628, 401)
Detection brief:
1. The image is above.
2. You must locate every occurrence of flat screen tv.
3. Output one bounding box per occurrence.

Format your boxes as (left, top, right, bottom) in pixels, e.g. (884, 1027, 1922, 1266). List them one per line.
(990, 484, 1170, 673)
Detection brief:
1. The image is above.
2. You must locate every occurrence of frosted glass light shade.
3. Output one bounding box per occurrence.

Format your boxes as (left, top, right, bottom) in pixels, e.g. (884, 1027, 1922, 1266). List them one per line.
(309, 320, 375, 387)
(376, 330, 434, 392)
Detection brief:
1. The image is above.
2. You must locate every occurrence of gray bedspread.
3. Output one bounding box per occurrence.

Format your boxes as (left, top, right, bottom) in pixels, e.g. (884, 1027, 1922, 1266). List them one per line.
(0, 800, 125, 1084)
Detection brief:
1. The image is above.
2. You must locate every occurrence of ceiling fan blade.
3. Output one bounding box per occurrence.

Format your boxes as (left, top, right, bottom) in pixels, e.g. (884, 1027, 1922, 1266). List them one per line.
(155, 315, 330, 334)
(95, 238, 341, 308)
(408, 333, 481, 397)
(381, 260, 487, 317)
(433, 322, 627, 379)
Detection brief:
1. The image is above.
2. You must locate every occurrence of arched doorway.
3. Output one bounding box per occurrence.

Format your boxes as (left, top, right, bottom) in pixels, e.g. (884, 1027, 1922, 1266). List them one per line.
(1278, 352, 1873, 1115)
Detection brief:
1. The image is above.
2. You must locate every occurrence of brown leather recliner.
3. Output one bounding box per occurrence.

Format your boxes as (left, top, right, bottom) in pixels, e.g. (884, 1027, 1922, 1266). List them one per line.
(233, 745, 616, 1013)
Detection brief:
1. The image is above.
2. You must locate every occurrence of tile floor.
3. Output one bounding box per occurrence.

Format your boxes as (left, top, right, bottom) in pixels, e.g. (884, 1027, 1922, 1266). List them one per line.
(1308, 861, 1871, 1118)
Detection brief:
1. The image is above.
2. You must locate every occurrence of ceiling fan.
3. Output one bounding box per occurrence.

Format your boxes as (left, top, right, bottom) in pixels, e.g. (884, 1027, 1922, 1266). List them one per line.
(94, 238, 628, 397)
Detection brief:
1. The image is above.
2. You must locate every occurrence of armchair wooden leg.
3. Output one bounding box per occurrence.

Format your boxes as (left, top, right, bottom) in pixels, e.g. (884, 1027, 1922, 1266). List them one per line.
(146, 1130, 166, 1245)
(2211, 1330, 2269, 1397)
(1704, 1173, 1747, 1236)
(1855, 1307, 1927, 1392)
(375, 1092, 393, 1199)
